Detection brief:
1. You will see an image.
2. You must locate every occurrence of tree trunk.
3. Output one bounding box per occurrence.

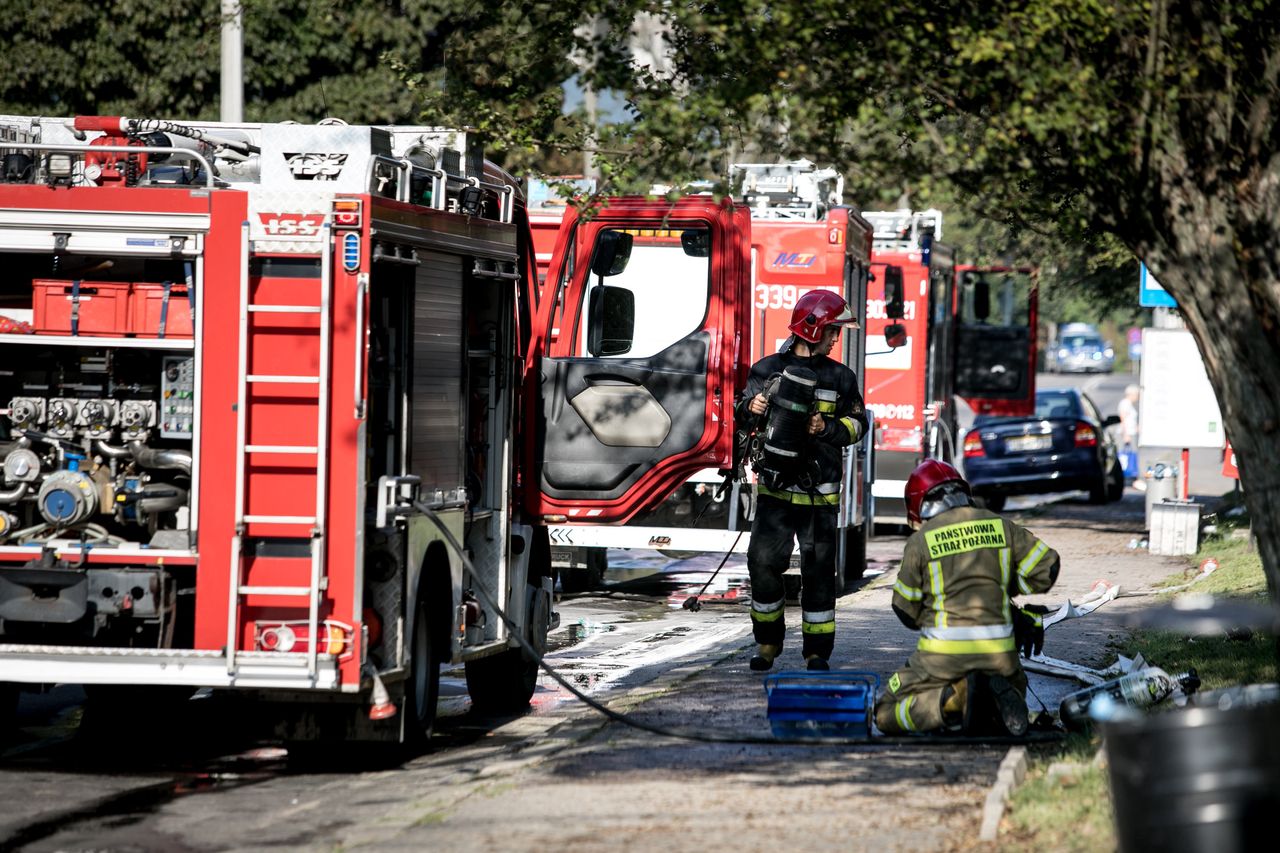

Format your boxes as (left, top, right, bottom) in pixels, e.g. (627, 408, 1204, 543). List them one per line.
(1142, 176, 1280, 601)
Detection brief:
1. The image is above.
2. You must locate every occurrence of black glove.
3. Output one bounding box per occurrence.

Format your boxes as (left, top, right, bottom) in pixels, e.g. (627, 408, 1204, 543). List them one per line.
(1012, 604, 1050, 659)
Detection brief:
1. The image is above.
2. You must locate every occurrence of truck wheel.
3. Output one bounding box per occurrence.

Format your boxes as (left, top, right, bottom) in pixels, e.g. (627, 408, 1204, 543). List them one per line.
(403, 596, 440, 746)
(467, 530, 551, 714)
(838, 526, 867, 591)
(560, 547, 606, 593)
(465, 583, 549, 714)
(0, 682, 18, 739)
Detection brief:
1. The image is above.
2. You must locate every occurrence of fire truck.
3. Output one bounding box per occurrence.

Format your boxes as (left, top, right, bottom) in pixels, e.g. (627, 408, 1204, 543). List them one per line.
(0, 115, 750, 743)
(527, 177, 594, 286)
(545, 161, 875, 588)
(862, 209, 1038, 523)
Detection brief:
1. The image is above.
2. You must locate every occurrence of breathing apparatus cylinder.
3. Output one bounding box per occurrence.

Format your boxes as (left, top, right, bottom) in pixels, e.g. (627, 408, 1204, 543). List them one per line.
(756, 366, 817, 491)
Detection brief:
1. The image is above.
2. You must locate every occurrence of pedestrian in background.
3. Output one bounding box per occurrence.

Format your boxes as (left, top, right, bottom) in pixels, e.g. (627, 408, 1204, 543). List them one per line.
(1117, 384, 1142, 490)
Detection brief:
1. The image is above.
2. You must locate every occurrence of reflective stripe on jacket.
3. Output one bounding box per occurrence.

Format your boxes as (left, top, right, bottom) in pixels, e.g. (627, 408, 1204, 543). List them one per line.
(892, 505, 1059, 654)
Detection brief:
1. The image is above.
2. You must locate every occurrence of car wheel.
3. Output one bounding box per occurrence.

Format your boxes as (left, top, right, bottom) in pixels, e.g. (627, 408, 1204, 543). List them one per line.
(1088, 475, 1109, 504)
(1105, 460, 1125, 502)
(981, 495, 1006, 512)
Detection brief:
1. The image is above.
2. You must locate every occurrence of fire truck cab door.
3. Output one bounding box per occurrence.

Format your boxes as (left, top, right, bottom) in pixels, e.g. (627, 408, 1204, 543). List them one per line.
(531, 199, 749, 523)
(953, 267, 1038, 417)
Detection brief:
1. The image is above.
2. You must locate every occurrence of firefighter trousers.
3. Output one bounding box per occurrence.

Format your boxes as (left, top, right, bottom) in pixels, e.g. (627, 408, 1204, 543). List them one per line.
(747, 496, 837, 660)
(874, 650, 1026, 734)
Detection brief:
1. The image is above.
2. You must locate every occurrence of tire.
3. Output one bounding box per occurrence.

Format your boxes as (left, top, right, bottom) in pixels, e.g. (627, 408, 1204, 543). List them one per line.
(559, 547, 606, 593)
(403, 595, 441, 746)
(838, 525, 867, 591)
(0, 682, 18, 741)
(465, 534, 552, 714)
(983, 495, 1007, 512)
(1105, 460, 1126, 502)
(1088, 475, 1109, 504)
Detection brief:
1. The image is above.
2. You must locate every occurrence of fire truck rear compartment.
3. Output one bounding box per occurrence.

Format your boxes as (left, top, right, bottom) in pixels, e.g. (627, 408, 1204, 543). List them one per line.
(0, 252, 196, 643)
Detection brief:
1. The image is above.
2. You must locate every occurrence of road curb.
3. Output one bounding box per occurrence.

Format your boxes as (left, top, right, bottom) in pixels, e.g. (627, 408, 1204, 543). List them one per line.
(978, 745, 1028, 842)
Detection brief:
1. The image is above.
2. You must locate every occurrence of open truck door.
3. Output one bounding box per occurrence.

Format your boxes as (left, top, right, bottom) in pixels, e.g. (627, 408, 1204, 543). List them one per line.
(527, 198, 750, 523)
(953, 265, 1038, 417)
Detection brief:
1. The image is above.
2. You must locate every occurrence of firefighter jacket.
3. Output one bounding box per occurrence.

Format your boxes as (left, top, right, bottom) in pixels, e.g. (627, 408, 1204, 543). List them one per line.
(892, 504, 1059, 655)
(735, 348, 867, 505)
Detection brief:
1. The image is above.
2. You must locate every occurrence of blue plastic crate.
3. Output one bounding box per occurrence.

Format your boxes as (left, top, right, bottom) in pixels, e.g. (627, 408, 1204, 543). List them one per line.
(764, 671, 879, 740)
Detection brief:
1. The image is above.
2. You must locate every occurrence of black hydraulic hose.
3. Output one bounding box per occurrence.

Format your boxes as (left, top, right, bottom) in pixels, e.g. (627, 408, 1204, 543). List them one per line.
(412, 501, 1057, 748)
(681, 529, 744, 612)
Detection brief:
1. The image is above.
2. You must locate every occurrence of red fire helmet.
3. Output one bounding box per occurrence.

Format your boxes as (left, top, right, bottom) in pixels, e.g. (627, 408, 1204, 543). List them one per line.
(787, 290, 858, 344)
(905, 459, 970, 525)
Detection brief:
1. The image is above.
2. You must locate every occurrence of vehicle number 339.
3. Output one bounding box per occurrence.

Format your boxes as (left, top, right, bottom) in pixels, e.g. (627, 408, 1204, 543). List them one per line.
(754, 284, 839, 310)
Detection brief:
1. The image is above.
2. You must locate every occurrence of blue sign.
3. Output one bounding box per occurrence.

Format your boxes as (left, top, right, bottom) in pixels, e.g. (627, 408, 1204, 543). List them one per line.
(1140, 262, 1177, 308)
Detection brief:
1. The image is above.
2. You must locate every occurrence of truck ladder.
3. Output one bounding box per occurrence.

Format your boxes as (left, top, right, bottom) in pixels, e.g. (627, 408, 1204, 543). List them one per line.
(226, 223, 333, 679)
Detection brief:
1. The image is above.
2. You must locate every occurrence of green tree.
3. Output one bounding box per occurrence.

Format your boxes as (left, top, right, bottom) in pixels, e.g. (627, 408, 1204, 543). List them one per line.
(419, 1, 1280, 597)
(0, 1, 452, 124)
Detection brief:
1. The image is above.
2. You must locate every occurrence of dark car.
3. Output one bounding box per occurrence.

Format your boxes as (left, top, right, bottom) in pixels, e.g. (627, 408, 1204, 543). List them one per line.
(961, 388, 1124, 511)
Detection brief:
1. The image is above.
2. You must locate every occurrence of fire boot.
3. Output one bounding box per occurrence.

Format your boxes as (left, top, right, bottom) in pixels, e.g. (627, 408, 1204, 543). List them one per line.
(750, 644, 782, 672)
(940, 677, 969, 731)
(963, 673, 1029, 736)
(805, 655, 830, 671)
(987, 674, 1029, 736)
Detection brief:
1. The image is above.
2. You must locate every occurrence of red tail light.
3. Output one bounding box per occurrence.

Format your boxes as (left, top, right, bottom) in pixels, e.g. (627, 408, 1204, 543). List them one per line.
(963, 431, 985, 458)
(1074, 422, 1098, 447)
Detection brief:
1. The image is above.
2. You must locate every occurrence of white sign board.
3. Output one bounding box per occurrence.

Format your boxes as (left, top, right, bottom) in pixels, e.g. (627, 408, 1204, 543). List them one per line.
(1138, 329, 1224, 448)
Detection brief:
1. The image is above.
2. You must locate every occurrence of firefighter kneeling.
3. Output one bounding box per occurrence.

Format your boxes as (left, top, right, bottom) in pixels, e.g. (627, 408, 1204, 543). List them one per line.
(875, 461, 1058, 736)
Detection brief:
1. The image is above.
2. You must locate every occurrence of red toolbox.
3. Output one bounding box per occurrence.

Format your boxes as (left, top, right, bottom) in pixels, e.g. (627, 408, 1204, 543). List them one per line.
(130, 281, 193, 338)
(32, 279, 132, 336)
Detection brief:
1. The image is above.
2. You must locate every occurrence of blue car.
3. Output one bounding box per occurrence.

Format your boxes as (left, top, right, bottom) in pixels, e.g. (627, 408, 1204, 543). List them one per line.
(961, 388, 1124, 511)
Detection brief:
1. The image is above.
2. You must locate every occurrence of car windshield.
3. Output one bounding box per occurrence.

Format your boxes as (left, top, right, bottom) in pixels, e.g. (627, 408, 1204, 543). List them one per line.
(1062, 335, 1103, 349)
(974, 391, 1078, 425)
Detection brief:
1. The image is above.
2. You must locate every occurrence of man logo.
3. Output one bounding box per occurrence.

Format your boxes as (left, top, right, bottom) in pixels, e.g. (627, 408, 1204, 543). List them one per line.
(648, 536, 672, 546)
(772, 252, 817, 268)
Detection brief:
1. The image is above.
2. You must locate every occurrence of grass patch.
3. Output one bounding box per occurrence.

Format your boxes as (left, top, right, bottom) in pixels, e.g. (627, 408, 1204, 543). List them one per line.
(1002, 501, 1274, 849)
(1155, 533, 1267, 599)
(1128, 630, 1276, 691)
(1004, 734, 1113, 852)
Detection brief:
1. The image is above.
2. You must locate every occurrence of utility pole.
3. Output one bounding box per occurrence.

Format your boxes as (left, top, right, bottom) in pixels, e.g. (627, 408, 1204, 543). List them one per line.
(221, 1, 244, 123)
(583, 84, 599, 181)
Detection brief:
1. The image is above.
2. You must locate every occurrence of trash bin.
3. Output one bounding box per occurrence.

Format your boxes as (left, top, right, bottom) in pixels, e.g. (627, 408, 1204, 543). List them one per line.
(1145, 461, 1179, 528)
(1102, 688, 1280, 853)
(1149, 500, 1201, 555)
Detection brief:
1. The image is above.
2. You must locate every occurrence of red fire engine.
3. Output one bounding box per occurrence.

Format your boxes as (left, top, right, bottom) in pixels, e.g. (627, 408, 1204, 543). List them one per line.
(862, 210, 1037, 522)
(0, 115, 750, 743)
(544, 161, 875, 587)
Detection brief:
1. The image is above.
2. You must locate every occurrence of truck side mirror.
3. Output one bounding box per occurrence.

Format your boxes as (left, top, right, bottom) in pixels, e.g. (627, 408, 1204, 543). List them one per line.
(884, 323, 907, 349)
(884, 265, 905, 320)
(590, 230, 634, 277)
(588, 284, 636, 356)
(680, 227, 710, 257)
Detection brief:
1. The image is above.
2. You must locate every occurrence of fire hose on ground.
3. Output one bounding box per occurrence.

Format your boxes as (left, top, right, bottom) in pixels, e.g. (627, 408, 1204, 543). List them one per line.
(412, 501, 1061, 747)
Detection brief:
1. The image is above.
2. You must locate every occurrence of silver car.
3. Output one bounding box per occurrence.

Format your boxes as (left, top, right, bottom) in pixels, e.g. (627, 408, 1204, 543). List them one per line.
(1051, 333, 1115, 373)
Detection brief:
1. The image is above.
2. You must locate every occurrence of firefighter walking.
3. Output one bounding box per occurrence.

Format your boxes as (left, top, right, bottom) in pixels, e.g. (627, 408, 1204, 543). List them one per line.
(875, 460, 1059, 735)
(736, 290, 867, 672)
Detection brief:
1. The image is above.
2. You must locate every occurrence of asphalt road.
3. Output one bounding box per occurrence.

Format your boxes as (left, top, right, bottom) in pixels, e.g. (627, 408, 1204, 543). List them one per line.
(0, 369, 1229, 850)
